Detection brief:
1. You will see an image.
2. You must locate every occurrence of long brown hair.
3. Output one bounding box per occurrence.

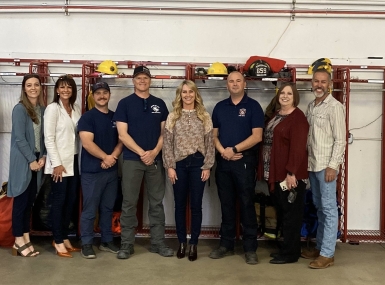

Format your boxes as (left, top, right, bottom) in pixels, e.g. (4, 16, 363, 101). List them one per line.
(20, 74, 44, 124)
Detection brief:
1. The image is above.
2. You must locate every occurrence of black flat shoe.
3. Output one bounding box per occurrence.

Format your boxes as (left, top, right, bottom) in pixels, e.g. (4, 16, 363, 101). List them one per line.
(269, 255, 298, 264)
(188, 245, 197, 262)
(269, 252, 280, 258)
(177, 243, 186, 259)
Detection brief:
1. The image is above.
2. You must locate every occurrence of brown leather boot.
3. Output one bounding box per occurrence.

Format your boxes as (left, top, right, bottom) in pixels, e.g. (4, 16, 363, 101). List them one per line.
(301, 248, 320, 259)
(309, 255, 334, 269)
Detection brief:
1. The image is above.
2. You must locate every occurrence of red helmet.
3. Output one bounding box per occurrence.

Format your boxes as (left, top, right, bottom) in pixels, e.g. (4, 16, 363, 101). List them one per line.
(244, 56, 286, 75)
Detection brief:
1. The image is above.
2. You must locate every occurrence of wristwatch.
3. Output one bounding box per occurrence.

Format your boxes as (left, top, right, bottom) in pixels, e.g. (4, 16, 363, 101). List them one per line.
(287, 171, 293, 176)
(232, 146, 238, 153)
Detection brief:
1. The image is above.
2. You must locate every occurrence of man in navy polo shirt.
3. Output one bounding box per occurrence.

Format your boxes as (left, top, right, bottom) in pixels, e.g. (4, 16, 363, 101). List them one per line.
(209, 71, 264, 265)
(113, 66, 173, 259)
(78, 82, 123, 259)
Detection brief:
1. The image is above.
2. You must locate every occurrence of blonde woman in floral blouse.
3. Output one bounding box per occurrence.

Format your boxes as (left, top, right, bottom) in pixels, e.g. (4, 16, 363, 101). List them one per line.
(163, 80, 215, 262)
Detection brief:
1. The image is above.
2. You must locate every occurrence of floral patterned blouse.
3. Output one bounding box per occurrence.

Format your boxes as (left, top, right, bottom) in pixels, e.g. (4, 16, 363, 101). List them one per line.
(263, 113, 288, 181)
(163, 109, 215, 170)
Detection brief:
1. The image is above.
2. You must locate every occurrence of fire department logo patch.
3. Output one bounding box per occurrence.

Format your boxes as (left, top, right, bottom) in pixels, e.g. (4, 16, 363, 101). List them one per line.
(151, 105, 161, 113)
(239, 108, 246, 117)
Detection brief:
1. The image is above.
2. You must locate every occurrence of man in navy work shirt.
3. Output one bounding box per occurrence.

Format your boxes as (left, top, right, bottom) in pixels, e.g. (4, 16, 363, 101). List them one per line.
(78, 82, 123, 259)
(209, 71, 264, 265)
(113, 66, 173, 259)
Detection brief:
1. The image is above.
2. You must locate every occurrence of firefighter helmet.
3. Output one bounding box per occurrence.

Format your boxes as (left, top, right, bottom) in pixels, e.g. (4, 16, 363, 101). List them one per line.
(207, 62, 228, 76)
(96, 60, 118, 75)
(248, 60, 272, 77)
(307, 58, 332, 74)
(244, 56, 286, 75)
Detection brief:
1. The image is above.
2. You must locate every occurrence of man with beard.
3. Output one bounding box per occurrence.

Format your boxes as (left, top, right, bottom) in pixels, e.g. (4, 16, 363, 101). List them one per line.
(209, 71, 264, 265)
(302, 69, 346, 269)
(78, 82, 123, 259)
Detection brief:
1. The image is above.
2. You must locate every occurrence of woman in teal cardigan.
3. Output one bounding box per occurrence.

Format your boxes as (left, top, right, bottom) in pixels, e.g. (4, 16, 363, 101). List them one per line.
(8, 74, 46, 257)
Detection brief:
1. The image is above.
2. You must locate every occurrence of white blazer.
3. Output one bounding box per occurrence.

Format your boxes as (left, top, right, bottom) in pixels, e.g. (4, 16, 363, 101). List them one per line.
(44, 100, 81, 177)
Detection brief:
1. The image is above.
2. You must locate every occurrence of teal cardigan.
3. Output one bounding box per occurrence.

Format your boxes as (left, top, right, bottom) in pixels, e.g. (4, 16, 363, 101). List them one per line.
(7, 103, 46, 197)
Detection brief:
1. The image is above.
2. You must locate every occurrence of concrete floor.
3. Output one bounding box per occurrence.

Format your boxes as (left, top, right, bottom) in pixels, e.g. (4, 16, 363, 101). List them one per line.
(1, 237, 384, 285)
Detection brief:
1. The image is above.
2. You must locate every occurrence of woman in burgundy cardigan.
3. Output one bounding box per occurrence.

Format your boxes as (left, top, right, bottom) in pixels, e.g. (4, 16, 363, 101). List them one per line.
(262, 83, 309, 264)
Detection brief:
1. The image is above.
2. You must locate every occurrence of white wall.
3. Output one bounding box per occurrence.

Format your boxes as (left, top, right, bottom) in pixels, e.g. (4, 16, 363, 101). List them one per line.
(1, 0, 385, 232)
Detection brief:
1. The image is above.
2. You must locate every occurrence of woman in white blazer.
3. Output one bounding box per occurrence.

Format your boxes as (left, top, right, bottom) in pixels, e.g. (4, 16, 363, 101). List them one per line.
(44, 75, 81, 258)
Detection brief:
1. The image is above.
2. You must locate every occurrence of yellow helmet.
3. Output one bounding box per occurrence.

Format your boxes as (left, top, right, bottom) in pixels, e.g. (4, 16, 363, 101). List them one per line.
(87, 90, 95, 111)
(307, 58, 332, 74)
(96, 60, 118, 75)
(207, 62, 228, 76)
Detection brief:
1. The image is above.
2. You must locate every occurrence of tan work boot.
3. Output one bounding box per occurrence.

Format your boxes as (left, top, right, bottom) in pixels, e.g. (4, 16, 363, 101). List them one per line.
(309, 255, 334, 269)
(301, 248, 320, 259)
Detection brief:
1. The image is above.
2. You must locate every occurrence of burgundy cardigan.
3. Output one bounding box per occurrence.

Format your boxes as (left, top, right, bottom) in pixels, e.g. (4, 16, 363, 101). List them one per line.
(267, 107, 309, 185)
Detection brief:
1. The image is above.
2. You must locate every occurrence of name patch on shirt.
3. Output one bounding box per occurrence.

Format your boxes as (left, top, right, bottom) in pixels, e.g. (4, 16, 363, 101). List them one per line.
(151, 105, 161, 113)
(239, 108, 246, 117)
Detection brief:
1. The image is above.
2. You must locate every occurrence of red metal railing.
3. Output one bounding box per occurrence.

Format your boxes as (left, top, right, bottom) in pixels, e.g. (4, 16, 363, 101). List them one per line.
(1, 58, 385, 242)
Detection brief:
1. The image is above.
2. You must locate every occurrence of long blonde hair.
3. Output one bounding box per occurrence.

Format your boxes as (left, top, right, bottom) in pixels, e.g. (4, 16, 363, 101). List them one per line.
(169, 80, 210, 131)
(20, 74, 44, 124)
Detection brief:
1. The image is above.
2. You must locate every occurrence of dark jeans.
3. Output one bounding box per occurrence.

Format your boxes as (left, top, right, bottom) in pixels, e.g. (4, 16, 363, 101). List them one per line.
(50, 156, 79, 243)
(173, 152, 206, 245)
(215, 154, 258, 252)
(80, 171, 118, 245)
(12, 170, 38, 237)
(273, 180, 306, 260)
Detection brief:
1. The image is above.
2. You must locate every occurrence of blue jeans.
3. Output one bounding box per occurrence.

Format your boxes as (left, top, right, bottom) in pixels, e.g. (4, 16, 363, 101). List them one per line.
(309, 170, 338, 258)
(215, 154, 258, 252)
(50, 156, 79, 243)
(80, 171, 118, 245)
(173, 152, 206, 245)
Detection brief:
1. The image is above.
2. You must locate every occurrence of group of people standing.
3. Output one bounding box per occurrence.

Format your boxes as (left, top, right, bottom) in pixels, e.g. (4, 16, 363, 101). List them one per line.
(8, 74, 82, 258)
(7, 65, 345, 269)
(260, 69, 345, 269)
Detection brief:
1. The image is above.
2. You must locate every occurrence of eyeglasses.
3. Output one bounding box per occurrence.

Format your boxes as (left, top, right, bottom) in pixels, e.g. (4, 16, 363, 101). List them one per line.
(143, 98, 147, 112)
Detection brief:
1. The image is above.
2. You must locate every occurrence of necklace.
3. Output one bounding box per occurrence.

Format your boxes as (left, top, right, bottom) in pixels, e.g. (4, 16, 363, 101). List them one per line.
(65, 107, 72, 117)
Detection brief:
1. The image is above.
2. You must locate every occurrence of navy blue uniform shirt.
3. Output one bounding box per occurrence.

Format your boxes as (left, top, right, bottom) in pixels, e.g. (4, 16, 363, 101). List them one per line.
(78, 108, 118, 173)
(212, 94, 264, 151)
(113, 93, 169, 161)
